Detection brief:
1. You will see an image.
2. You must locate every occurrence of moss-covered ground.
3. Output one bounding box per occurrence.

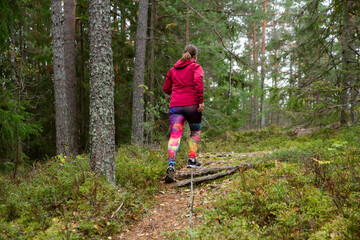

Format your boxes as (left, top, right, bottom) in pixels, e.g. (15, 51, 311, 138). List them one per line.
(1, 126, 359, 239)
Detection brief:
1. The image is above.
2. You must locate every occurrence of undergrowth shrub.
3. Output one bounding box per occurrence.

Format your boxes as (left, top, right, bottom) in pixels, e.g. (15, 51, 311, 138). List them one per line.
(203, 126, 294, 152)
(173, 126, 360, 239)
(0, 145, 166, 239)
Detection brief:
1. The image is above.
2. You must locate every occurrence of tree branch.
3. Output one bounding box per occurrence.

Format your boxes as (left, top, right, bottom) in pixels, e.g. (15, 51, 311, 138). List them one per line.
(172, 163, 253, 187)
(213, 28, 257, 72)
(182, 0, 204, 19)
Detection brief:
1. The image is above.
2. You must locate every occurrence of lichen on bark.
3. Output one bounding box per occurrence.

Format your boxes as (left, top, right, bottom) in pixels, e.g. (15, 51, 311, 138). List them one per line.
(88, 0, 116, 184)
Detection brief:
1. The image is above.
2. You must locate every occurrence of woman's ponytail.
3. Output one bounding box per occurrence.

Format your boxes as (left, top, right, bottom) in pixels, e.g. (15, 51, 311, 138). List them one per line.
(181, 52, 192, 61)
(180, 44, 198, 61)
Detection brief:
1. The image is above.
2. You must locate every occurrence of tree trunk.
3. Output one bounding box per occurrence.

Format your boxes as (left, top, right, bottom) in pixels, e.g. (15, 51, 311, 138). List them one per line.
(260, 0, 267, 129)
(51, 0, 70, 156)
(64, 0, 79, 154)
(88, 0, 116, 184)
(273, 49, 280, 126)
(247, 29, 253, 129)
(131, 0, 149, 145)
(146, 0, 156, 143)
(186, 6, 189, 45)
(78, 14, 87, 151)
(121, 1, 126, 32)
(340, 0, 355, 126)
(228, 45, 233, 98)
(343, 0, 358, 124)
(252, 8, 258, 129)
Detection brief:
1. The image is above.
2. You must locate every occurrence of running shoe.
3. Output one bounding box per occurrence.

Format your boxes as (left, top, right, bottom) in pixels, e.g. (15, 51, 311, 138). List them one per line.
(187, 159, 202, 168)
(165, 164, 176, 183)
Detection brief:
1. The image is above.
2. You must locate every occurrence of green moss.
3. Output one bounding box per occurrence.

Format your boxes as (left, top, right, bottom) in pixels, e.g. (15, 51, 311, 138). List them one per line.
(170, 126, 360, 239)
(0, 145, 166, 239)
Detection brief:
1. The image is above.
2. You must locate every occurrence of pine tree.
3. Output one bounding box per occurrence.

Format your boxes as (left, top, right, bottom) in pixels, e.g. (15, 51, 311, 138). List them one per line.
(131, 0, 149, 145)
(64, 0, 79, 153)
(51, 0, 70, 155)
(88, 0, 116, 184)
(341, 0, 358, 125)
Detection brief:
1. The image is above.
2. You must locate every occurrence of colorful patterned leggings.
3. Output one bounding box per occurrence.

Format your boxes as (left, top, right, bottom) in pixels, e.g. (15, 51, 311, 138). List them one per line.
(168, 105, 202, 165)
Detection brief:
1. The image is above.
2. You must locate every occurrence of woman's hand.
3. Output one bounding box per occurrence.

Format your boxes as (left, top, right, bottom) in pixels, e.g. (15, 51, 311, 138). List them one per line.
(198, 103, 205, 112)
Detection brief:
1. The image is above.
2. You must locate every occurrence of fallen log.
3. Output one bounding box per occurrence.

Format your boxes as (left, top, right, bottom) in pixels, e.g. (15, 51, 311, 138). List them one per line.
(172, 163, 253, 187)
(176, 164, 247, 180)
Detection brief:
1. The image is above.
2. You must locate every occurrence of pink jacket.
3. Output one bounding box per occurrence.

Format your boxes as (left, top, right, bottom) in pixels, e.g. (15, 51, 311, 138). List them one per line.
(163, 59, 204, 108)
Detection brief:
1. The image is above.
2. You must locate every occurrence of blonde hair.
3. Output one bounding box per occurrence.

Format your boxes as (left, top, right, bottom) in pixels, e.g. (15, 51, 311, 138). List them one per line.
(180, 44, 198, 61)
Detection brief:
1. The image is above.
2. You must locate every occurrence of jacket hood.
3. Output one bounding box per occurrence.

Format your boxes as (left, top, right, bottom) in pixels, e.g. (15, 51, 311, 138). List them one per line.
(174, 59, 195, 69)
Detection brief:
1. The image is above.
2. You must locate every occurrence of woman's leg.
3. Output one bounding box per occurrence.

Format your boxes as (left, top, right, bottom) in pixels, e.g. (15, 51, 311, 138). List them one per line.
(168, 109, 185, 166)
(183, 105, 202, 161)
(188, 123, 201, 159)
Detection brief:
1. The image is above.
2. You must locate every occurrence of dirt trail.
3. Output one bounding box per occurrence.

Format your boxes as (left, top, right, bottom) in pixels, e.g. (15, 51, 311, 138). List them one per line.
(116, 151, 269, 240)
(117, 183, 206, 239)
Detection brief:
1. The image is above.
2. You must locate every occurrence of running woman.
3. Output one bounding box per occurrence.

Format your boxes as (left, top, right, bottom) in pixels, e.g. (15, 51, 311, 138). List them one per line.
(163, 44, 204, 183)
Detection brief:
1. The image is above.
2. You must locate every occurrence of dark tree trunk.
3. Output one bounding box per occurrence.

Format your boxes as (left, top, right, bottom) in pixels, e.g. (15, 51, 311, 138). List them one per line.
(77, 12, 88, 151)
(131, 0, 149, 145)
(121, 1, 126, 32)
(228, 45, 233, 99)
(186, 6, 189, 45)
(146, 0, 156, 143)
(343, 0, 358, 124)
(64, 0, 79, 154)
(51, 0, 70, 156)
(88, 0, 116, 184)
(340, 0, 357, 126)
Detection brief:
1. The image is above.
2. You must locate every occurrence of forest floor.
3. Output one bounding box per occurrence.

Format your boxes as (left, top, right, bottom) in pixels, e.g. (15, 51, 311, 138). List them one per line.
(116, 151, 270, 240)
(2, 126, 359, 239)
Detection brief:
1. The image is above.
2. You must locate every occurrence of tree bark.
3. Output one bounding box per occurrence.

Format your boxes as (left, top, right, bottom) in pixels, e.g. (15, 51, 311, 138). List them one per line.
(273, 48, 279, 126)
(77, 12, 87, 151)
(146, 0, 156, 143)
(340, 0, 356, 126)
(121, 1, 126, 32)
(88, 0, 116, 184)
(260, 0, 267, 129)
(252, 9, 259, 129)
(131, 0, 149, 145)
(342, 0, 358, 124)
(228, 45, 233, 98)
(186, 6, 189, 45)
(51, 0, 70, 156)
(247, 29, 253, 129)
(64, 0, 79, 154)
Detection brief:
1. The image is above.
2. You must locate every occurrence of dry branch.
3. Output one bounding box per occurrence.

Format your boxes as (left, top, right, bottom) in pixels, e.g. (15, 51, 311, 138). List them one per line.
(110, 202, 124, 219)
(173, 163, 253, 187)
(176, 164, 249, 180)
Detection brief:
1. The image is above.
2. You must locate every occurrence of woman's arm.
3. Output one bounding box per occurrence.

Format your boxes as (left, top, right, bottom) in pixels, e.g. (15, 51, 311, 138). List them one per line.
(163, 69, 173, 95)
(193, 64, 204, 104)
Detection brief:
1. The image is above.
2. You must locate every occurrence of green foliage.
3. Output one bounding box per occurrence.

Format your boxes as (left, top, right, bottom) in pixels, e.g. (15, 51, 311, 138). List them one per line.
(115, 145, 166, 195)
(0, 145, 166, 239)
(170, 126, 360, 239)
(203, 125, 293, 153)
(0, 85, 42, 171)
